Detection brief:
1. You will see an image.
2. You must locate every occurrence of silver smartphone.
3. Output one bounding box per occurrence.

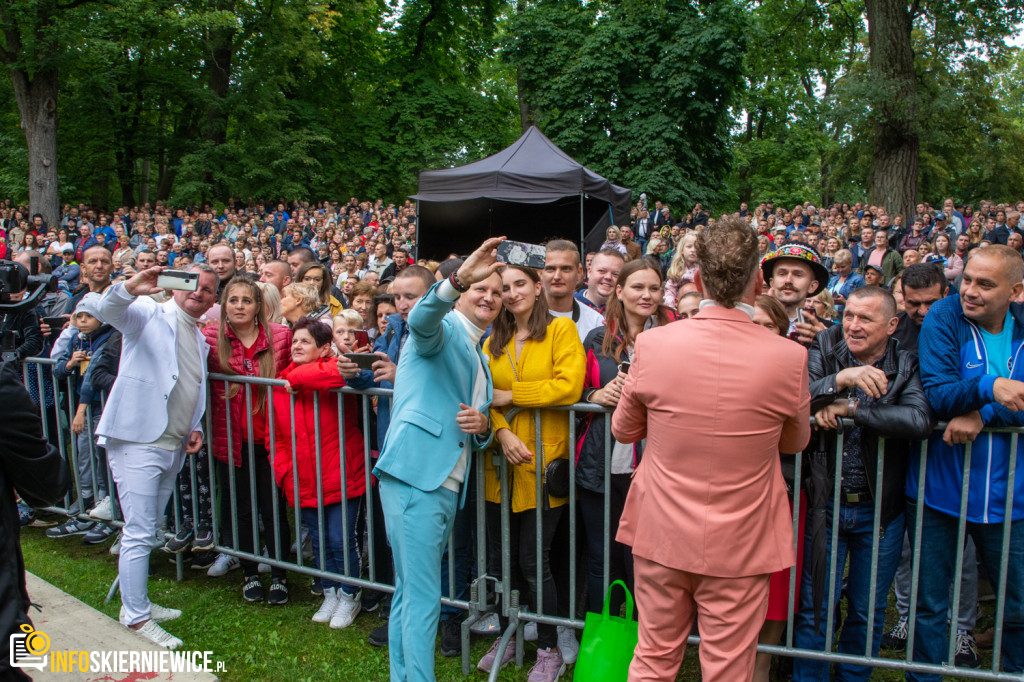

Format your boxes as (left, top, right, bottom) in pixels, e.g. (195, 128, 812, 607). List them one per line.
(157, 270, 199, 292)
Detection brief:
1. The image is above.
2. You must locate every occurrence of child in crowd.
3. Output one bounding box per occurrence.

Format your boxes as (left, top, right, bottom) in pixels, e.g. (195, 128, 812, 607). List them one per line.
(332, 309, 370, 355)
(48, 293, 117, 544)
(270, 318, 367, 628)
(662, 231, 699, 309)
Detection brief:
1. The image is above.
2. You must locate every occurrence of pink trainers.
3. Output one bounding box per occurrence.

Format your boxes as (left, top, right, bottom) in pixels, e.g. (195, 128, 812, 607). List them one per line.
(528, 647, 565, 682)
(477, 637, 516, 673)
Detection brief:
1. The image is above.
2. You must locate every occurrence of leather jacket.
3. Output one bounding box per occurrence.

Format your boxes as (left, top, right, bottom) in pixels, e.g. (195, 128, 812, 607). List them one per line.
(808, 324, 935, 529)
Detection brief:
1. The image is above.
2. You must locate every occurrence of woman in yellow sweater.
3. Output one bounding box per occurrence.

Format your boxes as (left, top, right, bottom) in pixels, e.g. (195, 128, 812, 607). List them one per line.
(477, 264, 585, 678)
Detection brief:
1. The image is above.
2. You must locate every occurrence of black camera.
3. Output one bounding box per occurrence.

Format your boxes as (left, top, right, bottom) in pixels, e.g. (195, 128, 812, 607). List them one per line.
(0, 258, 58, 362)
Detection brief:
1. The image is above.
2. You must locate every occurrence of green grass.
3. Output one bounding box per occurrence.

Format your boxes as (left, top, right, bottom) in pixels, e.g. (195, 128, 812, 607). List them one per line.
(19, 521, 995, 681)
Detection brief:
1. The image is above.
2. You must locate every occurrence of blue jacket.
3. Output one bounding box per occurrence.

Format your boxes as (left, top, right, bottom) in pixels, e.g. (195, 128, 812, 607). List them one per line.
(827, 272, 866, 309)
(53, 324, 116, 406)
(373, 281, 493, 497)
(913, 294, 1024, 522)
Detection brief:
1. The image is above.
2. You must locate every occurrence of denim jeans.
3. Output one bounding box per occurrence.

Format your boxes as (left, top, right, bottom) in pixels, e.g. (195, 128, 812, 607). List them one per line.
(793, 501, 904, 681)
(302, 498, 363, 595)
(905, 501, 1024, 680)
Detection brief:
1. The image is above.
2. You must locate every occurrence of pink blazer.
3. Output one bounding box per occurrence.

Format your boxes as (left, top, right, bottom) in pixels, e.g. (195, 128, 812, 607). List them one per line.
(613, 305, 810, 577)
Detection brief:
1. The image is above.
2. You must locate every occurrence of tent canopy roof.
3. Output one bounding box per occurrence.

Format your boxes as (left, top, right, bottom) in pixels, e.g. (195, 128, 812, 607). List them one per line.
(411, 126, 631, 208)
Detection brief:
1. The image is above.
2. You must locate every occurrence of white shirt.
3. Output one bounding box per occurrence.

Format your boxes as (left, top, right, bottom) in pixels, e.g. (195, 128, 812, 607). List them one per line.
(549, 300, 605, 343)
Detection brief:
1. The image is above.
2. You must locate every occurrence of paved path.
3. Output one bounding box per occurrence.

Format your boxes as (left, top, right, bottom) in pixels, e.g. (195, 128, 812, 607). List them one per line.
(21, 572, 219, 682)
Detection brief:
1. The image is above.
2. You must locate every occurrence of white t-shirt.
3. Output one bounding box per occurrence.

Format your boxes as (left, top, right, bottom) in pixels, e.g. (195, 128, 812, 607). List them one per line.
(549, 300, 605, 343)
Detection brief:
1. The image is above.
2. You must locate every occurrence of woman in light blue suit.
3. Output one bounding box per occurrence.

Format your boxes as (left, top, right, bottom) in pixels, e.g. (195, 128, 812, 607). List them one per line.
(373, 237, 505, 682)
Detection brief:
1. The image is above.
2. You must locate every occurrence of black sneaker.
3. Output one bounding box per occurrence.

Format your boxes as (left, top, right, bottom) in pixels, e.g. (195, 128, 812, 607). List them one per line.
(310, 577, 323, 596)
(362, 589, 387, 612)
(191, 550, 218, 570)
(192, 527, 215, 552)
(368, 621, 389, 647)
(267, 578, 289, 606)
(162, 528, 193, 554)
(954, 630, 981, 668)
(46, 517, 95, 538)
(243, 575, 264, 602)
(881, 616, 908, 652)
(82, 522, 115, 545)
(439, 619, 462, 657)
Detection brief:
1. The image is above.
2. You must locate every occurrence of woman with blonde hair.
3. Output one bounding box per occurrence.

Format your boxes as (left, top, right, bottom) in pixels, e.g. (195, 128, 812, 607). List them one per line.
(601, 226, 628, 256)
(280, 282, 326, 326)
(257, 282, 282, 324)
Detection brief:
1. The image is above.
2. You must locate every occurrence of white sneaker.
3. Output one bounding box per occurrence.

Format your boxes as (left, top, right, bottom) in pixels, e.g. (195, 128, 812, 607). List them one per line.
(257, 546, 271, 574)
(89, 496, 113, 521)
(524, 621, 538, 641)
(109, 531, 122, 555)
(207, 553, 240, 577)
(329, 589, 362, 629)
(131, 620, 182, 650)
(312, 587, 339, 623)
(120, 604, 182, 625)
(556, 625, 579, 665)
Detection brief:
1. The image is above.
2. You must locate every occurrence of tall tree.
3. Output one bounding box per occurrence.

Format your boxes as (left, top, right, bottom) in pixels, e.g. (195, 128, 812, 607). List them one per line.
(505, 0, 747, 208)
(0, 0, 93, 226)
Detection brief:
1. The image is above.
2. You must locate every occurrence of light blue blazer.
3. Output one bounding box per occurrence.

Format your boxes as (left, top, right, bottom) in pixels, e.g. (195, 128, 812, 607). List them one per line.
(373, 281, 494, 496)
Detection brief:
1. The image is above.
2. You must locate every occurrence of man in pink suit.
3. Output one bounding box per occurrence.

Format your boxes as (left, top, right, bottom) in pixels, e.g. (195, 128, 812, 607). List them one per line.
(612, 216, 811, 681)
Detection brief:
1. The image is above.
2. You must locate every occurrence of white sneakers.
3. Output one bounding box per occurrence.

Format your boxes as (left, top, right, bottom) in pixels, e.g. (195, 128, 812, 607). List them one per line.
(556, 625, 579, 665)
(89, 496, 114, 521)
(120, 603, 181, 625)
(131, 619, 182, 650)
(329, 589, 361, 629)
(207, 553, 240, 577)
(312, 587, 339, 623)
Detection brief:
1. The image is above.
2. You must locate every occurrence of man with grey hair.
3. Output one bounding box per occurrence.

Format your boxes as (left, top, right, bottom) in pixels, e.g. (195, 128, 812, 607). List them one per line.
(94, 263, 219, 650)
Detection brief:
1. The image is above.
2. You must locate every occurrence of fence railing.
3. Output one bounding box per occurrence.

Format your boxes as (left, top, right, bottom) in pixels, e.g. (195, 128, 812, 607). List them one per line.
(20, 357, 1024, 680)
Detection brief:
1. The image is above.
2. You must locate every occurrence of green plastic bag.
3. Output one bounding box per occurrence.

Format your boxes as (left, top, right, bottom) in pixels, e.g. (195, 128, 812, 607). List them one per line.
(574, 580, 639, 681)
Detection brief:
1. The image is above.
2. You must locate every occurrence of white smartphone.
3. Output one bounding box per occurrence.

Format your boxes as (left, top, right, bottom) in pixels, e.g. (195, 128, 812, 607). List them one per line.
(157, 270, 199, 292)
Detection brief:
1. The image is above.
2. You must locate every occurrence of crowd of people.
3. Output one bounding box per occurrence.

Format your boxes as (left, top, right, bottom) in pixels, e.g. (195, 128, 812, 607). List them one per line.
(3, 194, 1024, 682)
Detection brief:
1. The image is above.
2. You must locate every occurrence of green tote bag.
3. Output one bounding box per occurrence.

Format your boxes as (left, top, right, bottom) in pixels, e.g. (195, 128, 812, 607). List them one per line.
(574, 580, 639, 681)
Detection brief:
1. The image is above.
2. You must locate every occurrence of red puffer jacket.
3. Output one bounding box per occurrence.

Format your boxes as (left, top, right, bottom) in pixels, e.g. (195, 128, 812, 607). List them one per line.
(269, 358, 367, 508)
(203, 322, 293, 466)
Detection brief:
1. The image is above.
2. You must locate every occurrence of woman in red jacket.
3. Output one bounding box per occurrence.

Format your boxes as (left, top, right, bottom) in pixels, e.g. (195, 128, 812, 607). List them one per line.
(269, 317, 367, 629)
(203, 276, 293, 604)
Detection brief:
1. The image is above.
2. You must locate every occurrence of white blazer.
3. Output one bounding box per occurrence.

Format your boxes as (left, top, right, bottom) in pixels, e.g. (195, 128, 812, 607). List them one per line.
(95, 283, 209, 448)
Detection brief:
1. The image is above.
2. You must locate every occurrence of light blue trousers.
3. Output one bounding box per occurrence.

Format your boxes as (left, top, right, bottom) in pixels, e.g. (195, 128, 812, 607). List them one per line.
(379, 474, 458, 682)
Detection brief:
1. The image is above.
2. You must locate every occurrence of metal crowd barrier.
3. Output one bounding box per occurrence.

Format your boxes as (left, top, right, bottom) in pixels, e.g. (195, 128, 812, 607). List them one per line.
(20, 358, 1024, 680)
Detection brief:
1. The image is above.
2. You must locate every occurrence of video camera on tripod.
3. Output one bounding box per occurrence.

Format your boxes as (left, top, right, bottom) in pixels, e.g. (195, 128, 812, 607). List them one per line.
(0, 256, 57, 363)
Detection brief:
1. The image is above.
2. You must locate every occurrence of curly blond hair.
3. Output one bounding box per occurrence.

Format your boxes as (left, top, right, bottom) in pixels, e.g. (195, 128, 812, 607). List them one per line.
(695, 217, 759, 308)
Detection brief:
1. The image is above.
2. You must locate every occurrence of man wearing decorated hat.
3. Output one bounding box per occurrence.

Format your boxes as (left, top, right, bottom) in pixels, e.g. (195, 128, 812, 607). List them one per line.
(761, 243, 831, 345)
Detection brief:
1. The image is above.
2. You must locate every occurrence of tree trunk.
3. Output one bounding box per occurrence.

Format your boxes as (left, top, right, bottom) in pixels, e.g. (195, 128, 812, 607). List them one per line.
(1, 0, 63, 228)
(10, 67, 60, 227)
(865, 0, 918, 223)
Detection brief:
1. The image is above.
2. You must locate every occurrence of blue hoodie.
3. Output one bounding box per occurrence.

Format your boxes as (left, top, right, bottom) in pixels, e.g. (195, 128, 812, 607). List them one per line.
(913, 294, 1024, 523)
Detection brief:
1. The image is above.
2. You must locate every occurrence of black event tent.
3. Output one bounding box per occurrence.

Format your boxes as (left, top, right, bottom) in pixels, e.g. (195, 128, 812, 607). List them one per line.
(411, 126, 632, 260)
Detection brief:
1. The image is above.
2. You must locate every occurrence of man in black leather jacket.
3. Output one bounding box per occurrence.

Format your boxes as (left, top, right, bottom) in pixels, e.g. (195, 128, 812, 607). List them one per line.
(1, 360, 69, 680)
(791, 285, 934, 680)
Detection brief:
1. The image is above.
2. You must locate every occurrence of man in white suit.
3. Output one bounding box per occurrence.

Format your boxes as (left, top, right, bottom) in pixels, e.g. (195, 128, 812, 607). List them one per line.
(95, 263, 219, 649)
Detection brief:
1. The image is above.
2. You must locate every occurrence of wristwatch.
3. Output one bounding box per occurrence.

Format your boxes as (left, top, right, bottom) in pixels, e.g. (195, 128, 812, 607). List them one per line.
(848, 396, 859, 417)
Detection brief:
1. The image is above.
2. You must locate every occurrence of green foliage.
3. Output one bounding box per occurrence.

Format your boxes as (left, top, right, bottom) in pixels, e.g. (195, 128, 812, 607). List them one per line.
(504, 0, 748, 210)
(2, 0, 1024, 212)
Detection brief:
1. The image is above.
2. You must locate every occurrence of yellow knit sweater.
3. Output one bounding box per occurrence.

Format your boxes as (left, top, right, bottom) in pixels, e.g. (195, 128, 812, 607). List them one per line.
(483, 316, 586, 512)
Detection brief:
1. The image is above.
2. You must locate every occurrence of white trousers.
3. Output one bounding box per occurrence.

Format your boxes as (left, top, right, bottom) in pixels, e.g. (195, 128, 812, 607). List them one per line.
(106, 440, 185, 626)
